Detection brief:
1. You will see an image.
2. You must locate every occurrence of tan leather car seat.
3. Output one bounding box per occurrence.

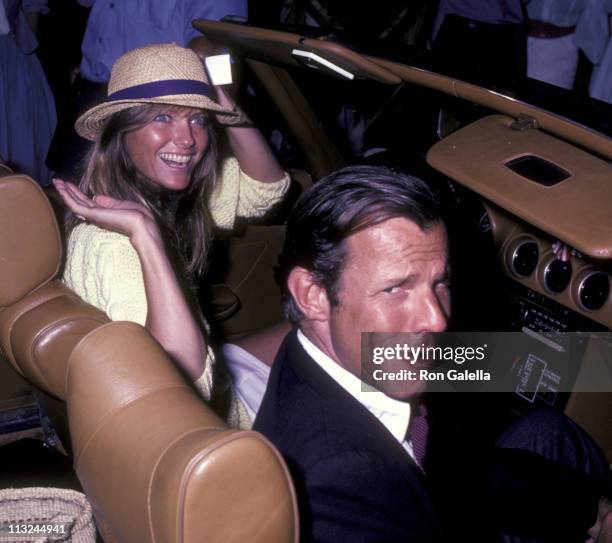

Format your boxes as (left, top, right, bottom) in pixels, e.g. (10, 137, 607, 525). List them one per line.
(0, 174, 299, 542)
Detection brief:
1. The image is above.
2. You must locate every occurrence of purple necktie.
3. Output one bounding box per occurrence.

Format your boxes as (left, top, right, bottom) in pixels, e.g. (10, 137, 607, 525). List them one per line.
(409, 403, 429, 471)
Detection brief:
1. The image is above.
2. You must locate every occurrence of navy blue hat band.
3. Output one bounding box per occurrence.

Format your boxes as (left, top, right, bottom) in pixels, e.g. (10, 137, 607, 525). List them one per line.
(108, 79, 214, 102)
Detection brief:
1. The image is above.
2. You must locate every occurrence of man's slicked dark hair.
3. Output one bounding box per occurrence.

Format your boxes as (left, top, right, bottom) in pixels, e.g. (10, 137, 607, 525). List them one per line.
(277, 165, 443, 323)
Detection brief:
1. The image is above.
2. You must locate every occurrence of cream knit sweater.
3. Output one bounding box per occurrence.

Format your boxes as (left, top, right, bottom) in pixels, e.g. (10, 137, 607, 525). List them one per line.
(62, 157, 289, 429)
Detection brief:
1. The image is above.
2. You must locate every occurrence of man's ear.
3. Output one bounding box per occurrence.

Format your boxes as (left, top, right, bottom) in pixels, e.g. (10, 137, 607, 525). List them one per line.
(287, 267, 331, 322)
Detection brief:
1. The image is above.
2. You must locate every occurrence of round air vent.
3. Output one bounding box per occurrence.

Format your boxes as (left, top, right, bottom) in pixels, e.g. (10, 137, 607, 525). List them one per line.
(508, 239, 539, 278)
(543, 258, 572, 293)
(576, 271, 609, 311)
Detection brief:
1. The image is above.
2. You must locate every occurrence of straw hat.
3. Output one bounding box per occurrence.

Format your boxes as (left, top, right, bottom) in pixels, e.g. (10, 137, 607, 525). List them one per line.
(75, 43, 243, 141)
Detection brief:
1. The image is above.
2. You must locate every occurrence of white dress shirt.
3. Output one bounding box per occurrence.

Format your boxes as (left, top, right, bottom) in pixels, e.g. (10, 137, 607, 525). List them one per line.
(223, 342, 271, 422)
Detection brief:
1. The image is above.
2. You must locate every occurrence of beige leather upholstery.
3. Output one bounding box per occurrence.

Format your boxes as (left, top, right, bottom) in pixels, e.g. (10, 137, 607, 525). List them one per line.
(70, 322, 297, 542)
(0, 174, 299, 542)
(212, 225, 287, 339)
(0, 175, 62, 308)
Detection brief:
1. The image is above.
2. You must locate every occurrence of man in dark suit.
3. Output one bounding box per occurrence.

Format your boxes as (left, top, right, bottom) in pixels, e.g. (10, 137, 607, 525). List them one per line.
(253, 165, 612, 543)
(258, 329, 441, 542)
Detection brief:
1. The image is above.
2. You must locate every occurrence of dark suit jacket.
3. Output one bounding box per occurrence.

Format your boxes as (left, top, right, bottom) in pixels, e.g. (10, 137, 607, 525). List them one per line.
(254, 331, 444, 543)
(254, 331, 603, 543)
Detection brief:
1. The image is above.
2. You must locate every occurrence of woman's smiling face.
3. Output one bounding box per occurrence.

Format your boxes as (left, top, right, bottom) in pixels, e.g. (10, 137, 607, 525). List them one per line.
(124, 106, 210, 191)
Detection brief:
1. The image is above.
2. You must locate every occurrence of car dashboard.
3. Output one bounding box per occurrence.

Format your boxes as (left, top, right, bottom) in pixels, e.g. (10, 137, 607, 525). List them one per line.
(428, 113, 612, 329)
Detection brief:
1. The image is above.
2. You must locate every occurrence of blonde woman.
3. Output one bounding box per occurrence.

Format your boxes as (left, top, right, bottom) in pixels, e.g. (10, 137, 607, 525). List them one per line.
(54, 43, 289, 428)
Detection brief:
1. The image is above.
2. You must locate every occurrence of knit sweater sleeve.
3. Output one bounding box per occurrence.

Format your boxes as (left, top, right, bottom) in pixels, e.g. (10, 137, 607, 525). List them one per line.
(208, 156, 290, 230)
(63, 223, 148, 324)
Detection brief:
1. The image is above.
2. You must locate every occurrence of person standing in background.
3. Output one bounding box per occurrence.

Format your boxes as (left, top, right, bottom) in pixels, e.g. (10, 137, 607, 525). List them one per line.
(0, 0, 57, 186)
(526, 0, 585, 90)
(431, 0, 527, 83)
(589, 6, 612, 102)
(525, 0, 611, 91)
(77, 0, 247, 86)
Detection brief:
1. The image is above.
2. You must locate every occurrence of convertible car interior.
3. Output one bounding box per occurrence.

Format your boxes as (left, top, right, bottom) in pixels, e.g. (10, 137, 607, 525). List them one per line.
(0, 173, 297, 540)
(1, 17, 611, 542)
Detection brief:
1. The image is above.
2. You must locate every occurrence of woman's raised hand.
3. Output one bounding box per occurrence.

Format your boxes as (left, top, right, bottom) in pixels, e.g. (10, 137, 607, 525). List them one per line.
(53, 179, 159, 241)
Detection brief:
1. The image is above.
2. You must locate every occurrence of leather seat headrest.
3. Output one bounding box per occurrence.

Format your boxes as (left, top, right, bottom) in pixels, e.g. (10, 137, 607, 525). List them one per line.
(0, 175, 62, 307)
